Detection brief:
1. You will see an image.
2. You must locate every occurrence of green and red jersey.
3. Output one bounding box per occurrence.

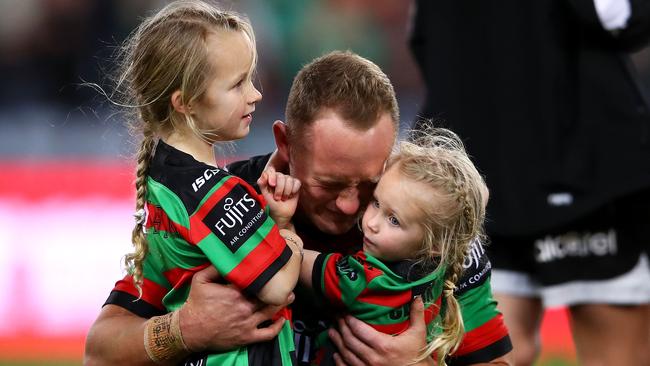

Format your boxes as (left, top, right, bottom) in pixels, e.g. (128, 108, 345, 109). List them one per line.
(311, 247, 510, 365)
(109, 141, 296, 366)
(310, 251, 443, 365)
(105, 153, 511, 365)
(314, 251, 444, 338)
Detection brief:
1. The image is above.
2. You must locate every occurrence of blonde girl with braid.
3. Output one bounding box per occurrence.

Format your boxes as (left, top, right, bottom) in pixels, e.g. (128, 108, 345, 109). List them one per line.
(107, 1, 304, 365)
(294, 127, 488, 366)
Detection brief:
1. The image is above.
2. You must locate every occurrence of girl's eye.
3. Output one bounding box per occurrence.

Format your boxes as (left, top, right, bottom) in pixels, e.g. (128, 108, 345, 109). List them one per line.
(388, 215, 400, 226)
(234, 79, 244, 88)
(371, 199, 380, 208)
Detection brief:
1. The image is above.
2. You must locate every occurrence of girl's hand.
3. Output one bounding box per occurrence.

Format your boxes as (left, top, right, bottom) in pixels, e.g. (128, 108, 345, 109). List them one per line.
(257, 167, 301, 230)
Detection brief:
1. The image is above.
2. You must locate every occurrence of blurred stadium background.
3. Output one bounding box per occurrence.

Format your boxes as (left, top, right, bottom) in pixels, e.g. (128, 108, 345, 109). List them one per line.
(2, 1, 650, 365)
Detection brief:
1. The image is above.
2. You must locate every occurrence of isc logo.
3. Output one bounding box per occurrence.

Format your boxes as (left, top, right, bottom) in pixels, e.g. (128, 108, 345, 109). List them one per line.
(191, 168, 220, 192)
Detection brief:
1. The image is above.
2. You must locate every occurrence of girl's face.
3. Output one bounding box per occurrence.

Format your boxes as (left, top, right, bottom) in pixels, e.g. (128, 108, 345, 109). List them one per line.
(191, 30, 261, 142)
(361, 164, 435, 262)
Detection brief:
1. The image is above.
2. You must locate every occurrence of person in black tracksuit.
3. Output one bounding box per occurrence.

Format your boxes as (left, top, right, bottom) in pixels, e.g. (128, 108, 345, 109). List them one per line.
(409, 1, 650, 365)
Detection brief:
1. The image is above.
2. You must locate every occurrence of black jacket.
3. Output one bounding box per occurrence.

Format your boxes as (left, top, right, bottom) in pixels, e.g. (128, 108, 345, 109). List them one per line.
(410, 0, 650, 236)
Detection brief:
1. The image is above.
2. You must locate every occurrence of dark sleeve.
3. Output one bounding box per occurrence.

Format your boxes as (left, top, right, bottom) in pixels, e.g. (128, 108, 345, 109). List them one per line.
(568, 0, 650, 51)
(620, 0, 650, 50)
(225, 153, 272, 190)
(311, 252, 328, 302)
(447, 334, 513, 366)
(103, 275, 167, 318)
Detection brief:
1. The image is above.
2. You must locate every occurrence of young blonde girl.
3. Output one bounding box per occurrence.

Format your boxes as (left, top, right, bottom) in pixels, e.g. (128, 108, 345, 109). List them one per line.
(109, 1, 303, 365)
(287, 127, 488, 365)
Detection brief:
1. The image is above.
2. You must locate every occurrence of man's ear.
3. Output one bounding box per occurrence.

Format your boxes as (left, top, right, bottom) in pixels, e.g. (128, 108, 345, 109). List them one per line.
(272, 120, 290, 164)
(171, 90, 190, 114)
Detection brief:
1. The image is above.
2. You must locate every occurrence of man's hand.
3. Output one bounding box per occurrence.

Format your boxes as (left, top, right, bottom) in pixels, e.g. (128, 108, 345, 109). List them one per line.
(329, 297, 433, 366)
(179, 265, 291, 352)
(84, 266, 291, 366)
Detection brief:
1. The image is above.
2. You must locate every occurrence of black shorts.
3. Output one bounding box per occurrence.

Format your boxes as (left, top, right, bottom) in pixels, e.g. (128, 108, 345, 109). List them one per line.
(489, 189, 650, 307)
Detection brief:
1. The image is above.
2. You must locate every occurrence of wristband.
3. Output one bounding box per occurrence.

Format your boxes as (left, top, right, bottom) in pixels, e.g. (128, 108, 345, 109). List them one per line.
(144, 310, 189, 364)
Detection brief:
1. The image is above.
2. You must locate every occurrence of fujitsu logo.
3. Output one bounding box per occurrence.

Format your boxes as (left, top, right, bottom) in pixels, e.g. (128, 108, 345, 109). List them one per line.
(214, 193, 256, 235)
(191, 168, 220, 192)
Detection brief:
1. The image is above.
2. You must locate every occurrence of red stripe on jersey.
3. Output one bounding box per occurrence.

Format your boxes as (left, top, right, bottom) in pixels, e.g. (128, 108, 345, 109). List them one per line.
(113, 275, 167, 311)
(188, 177, 240, 244)
(225, 224, 286, 289)
(455, 313, 510, 356)
(368, 296, 441, 335)
(357, 287, 411, 308)
(235, 176, 266, 205)
(145, 202, 190, 241)
(273, 307, 292, 323)
(323, 254, 345, 307)
(163, 263, 211, 290)
(356, 252, 383, 283)
(424, 296, 441, 324)
(369, 320, 410, 335)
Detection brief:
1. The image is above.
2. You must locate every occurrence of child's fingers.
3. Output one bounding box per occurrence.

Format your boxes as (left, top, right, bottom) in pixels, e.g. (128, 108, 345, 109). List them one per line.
(280, 177, 294, 200)
(291, 178, 301, 196)
(257, 171, 268, 190)
(277, 178, 300, 201)
(265, 167, 277, 187)
(274, 173, 286, 200)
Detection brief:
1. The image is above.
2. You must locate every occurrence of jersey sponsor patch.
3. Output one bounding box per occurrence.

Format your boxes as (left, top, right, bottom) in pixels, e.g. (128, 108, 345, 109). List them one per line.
(456, 239, 491, 295)
(202, 188, 267, 253)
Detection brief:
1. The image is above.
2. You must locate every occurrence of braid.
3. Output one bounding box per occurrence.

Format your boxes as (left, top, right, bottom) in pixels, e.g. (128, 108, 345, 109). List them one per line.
(414, 259, 464, 365)
(441, 259, 465, 355)
(124, 126, 156, 296)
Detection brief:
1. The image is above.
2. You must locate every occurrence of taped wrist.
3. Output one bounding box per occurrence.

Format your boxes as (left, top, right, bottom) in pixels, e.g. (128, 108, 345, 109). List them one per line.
(144, 310, 189, 363)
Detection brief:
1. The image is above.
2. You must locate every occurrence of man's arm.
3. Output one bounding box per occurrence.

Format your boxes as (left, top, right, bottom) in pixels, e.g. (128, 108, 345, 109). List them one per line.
(84, 305, 154, 366)
(84, 266, 288, 365)
(462, 352, 513, 366)
(567, 0, 650, 51)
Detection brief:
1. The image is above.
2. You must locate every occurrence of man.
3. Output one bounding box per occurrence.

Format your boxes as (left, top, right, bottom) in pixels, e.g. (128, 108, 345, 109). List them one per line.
(84, 51, 512, 366)
(409, 1, 650, 365)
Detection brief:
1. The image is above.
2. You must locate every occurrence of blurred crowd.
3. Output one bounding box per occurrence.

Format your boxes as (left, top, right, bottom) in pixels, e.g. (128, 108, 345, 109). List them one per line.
(0, 0, 423, 158)
(1, 0, 650, 158)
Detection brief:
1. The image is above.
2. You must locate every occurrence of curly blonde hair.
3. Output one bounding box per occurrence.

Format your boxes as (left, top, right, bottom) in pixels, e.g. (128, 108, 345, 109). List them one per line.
(388, 127, 487, 365)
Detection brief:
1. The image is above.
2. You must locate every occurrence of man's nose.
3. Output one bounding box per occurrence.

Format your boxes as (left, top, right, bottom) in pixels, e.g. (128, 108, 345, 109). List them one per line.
(335, 187, 360, 215)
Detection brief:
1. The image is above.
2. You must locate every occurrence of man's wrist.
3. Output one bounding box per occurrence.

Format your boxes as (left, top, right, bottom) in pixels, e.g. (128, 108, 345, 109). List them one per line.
(144, 310, 191, 364)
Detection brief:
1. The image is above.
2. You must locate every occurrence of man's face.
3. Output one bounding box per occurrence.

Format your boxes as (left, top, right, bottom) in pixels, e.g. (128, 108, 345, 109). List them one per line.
(289, 109, 395, 235)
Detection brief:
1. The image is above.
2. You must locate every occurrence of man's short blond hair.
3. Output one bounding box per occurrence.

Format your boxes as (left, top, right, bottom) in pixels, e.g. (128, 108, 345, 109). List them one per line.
(285, 51, 399, 145)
